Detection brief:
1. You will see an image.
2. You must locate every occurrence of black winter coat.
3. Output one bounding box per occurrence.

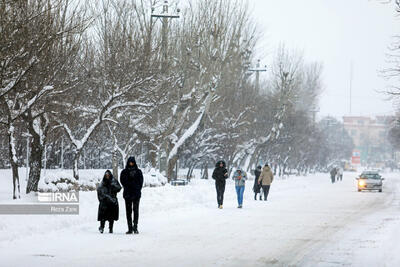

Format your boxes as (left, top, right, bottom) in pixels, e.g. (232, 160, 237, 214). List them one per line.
(253, 168, 262, 193)
(97, 173, 122, 221)
(120, 157, 144, 200)
(212, 160, 228, 185)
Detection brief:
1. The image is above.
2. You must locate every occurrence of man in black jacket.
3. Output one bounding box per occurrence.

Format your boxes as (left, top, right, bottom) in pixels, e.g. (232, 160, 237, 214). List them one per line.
(120, 157, 144, 234)
(212, 160, 228, 209)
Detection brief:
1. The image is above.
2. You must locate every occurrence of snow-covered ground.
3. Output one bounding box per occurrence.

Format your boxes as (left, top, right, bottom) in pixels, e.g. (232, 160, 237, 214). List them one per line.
(0, 169, 399, 266)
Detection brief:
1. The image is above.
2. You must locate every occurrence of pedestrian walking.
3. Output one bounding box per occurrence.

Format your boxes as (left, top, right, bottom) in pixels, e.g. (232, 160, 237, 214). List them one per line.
(120, 157, 143, 234)
(97, 170, 122, 234)
(330, 167, 337, 184)
(258, 163, 274, 201)
(233, 168, 247, 208)
(253, 166, 262, 200)
(337, 167, 343, 181)
(212, 160, 228, 209)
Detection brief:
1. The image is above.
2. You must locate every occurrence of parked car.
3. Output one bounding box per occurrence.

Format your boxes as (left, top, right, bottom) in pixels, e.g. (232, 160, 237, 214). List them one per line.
(355, 170, 384, 192)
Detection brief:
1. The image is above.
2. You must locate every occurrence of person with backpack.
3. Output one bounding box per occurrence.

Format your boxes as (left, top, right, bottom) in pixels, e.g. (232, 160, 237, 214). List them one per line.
(212, 160, 228, 209)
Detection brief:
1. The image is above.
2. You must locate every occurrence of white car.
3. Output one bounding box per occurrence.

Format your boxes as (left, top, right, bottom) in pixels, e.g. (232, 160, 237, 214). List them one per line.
(356, 171, 384, 192)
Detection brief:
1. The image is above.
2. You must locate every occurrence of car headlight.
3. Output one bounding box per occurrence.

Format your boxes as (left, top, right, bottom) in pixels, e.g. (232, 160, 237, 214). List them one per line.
(358, 180, 366, 186)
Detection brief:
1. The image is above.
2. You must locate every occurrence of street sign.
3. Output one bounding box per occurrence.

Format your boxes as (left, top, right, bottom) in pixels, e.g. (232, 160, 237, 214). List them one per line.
(352, 149, 361, 165)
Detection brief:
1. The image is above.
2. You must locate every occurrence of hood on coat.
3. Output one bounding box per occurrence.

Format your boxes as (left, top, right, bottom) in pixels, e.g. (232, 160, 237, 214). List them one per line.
(263, 165, 271, 172)
(215, 160, 226, 168)
(256, 166, 262, 170)
(102, 170, 113, 184)
(235, 168, 244, 173)
(126, 156, 138, 169)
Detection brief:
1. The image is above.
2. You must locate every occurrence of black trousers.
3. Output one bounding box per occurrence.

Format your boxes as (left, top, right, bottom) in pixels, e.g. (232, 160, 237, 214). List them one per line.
(125, 198, 140, 230)
(100, 220, 114, 230)
(262, 185, 270, 200)
(215, 182, 226, 206)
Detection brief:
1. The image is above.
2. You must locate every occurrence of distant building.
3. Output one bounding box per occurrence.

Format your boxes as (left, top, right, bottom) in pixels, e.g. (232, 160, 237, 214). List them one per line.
(343, 116, 394, 165)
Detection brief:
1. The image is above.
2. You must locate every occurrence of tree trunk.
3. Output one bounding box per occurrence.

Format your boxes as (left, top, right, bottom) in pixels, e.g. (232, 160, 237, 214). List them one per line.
(26, 114, 47, 193)
(187, 162, 196, 180)
(112, 146, 119, 180)
(248, 145, 261, 171)
(148, 143, 158, 168)
(7, 127, 20, 199)
(201, 161, 209, 179)
(73, 151, 81, 180)
(186, 165, 192, 180)
(26, 133, 43, 193)
(167, 156, 177, 182)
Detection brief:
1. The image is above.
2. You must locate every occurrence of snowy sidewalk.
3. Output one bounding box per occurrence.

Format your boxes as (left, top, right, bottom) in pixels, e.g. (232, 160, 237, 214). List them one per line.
(0, 172, 399, 266)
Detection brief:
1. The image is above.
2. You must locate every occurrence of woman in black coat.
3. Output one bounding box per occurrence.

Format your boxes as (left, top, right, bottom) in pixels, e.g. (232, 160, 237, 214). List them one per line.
(253, 166, 262, 200)
(97, 170, 122, 233)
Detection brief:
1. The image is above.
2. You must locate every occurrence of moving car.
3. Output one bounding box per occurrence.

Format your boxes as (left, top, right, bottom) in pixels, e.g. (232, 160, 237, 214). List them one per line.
(356, 170, 384, 192)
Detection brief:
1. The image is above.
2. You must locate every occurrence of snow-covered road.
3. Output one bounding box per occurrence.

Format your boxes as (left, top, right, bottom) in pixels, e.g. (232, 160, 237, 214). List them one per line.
(0, 171, 399, 267)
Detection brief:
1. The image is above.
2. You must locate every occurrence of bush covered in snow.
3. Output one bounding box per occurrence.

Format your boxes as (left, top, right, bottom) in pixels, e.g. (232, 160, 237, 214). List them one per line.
(38, 169, 167, 192)
(144, 168, 168, 187)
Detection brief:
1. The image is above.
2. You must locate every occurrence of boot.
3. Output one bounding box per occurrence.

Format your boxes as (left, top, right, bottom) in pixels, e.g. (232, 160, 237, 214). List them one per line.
(126, 221, 133, 234)
(254, 194, 257, 200)
(99, 221, 105, 234)
(109, 221, 114, 234)
(133, 225, 139, 234)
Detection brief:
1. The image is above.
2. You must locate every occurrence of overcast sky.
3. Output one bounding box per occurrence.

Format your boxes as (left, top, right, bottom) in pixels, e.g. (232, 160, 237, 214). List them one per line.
(250, 0, 399, 119)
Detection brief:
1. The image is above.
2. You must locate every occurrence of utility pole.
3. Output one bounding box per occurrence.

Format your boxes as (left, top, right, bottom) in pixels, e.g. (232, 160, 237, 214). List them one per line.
(349, 61, 353, 115)
(248, 59, 267, 92)
(151, 0, 180, 174)
(310, 107, 320, 125)
(151, 0, 180, 73)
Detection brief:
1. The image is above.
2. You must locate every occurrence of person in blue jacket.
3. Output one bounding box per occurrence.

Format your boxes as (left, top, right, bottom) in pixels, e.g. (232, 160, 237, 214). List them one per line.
(233, 168, 247, 208)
